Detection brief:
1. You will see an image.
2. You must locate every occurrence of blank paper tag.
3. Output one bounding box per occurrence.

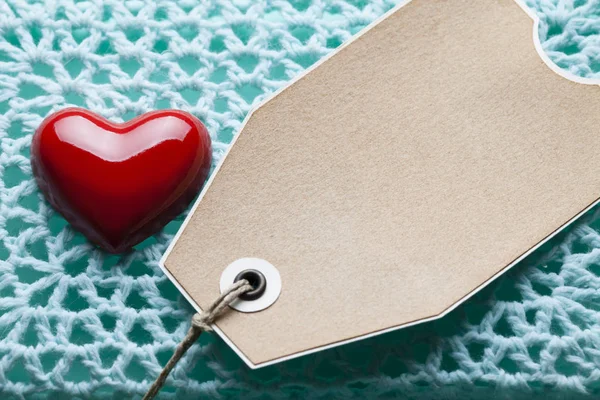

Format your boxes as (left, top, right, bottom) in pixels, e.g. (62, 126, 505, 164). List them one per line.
(161, 0, 600, 368)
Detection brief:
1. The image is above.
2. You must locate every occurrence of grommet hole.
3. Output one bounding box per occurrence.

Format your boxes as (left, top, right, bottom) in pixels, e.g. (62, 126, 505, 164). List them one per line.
(234, 269, 267, 301)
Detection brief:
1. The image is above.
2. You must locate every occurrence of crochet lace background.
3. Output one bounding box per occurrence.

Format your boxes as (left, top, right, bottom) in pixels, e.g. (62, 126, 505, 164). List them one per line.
(2, 0, 600, 398)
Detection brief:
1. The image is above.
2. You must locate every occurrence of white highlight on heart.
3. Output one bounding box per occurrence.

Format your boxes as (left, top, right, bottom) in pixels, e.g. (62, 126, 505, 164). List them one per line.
(54, 115, 190, 162)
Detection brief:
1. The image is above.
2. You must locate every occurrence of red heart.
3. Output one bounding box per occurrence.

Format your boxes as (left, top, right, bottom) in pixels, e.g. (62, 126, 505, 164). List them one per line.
(31, 108, 212, 253)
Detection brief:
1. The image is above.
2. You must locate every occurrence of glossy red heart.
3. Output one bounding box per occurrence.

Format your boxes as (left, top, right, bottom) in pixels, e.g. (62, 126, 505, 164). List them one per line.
(31, 108, 212, 253)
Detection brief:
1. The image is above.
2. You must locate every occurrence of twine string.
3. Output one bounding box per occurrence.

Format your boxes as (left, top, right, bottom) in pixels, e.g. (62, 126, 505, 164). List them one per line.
(142, 279, 253, 400)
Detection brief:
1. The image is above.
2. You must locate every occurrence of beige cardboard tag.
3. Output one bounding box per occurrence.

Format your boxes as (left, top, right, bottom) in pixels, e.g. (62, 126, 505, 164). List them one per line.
(160, 0, 600, 368)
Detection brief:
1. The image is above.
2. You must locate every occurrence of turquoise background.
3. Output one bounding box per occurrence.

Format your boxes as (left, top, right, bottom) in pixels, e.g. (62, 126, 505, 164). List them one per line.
(2, 0, 600, 398)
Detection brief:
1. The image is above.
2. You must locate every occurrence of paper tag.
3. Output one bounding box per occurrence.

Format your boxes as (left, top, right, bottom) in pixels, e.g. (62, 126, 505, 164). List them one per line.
(160, 0, 600, 368)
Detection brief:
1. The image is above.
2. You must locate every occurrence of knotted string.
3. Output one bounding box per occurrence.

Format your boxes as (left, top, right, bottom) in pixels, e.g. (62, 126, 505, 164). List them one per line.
(143, 279, 253, 400)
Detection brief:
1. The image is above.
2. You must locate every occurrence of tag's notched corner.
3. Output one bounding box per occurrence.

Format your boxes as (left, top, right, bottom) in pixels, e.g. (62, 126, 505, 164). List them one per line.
(514, 0, 600, 86)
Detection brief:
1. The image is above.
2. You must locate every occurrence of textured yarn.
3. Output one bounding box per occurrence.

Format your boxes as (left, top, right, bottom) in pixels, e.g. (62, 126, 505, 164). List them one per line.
(1, 0, 600, 399)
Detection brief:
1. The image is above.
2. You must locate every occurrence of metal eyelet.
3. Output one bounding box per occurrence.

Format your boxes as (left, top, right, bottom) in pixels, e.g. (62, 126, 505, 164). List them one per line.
(234, 269, 267, 301)
(220, 258, 282, 313)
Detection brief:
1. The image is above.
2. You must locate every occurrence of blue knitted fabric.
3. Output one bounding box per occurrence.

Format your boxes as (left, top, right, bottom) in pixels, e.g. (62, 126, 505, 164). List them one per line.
(1, 0, 600, 399)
